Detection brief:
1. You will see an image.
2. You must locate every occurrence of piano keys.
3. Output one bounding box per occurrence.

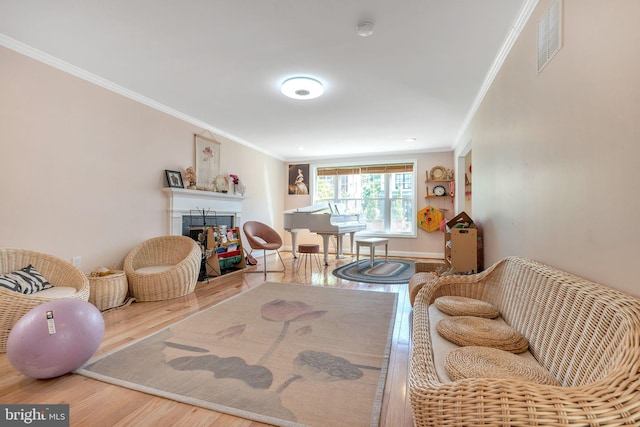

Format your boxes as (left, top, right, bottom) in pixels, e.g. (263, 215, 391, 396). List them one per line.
(283, 203, 366, 265)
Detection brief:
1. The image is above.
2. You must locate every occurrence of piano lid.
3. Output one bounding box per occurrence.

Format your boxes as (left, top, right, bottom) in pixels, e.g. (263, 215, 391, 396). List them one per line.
(284, 203, 331, 214)
(284, 202, 347, 215)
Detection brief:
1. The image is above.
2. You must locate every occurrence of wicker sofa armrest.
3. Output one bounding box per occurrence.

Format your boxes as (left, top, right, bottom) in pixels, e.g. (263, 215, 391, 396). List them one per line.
(413, 259, 500, 306)
(408, 370, 640, 426)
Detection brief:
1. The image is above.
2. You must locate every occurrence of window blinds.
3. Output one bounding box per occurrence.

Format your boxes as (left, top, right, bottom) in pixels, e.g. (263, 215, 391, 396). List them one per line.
(317, 163, 413, 176)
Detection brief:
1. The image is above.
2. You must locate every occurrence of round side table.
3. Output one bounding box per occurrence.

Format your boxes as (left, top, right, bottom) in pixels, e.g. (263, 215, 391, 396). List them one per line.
(87, 270, 128, 311)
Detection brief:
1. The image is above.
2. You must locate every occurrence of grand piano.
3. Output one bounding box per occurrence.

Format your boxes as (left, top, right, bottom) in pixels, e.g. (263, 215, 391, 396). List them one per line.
(284, 203, 366, 265)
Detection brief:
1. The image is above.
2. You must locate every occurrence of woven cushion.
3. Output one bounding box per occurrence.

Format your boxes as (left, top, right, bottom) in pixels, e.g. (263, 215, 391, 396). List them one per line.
(436, 316, 529, 353)
(35, 286, 78, 298)
(445, 346, 560, 386)
(135, 265, 174, 274)
(0, 264, 53, 294)
(435, 296, 500, 318)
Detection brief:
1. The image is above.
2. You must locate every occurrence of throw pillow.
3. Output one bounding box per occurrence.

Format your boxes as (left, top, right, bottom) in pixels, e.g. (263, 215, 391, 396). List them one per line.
(444, 346, 560, 386)
(0, 264, 53, 294)
(436, 316, 529, 353)
(435, 296, 500, 318)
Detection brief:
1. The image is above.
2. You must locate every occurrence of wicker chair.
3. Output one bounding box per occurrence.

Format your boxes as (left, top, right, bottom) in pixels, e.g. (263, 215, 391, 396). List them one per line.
(123, 236, 201, 302)
(409, 256, 640, 426)
(0, 248, 90, 353)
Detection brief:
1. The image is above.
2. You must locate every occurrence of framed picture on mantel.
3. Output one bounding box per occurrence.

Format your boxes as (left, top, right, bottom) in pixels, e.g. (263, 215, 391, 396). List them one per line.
(195, 134, 220, 189)
(165, 170, 184, 188)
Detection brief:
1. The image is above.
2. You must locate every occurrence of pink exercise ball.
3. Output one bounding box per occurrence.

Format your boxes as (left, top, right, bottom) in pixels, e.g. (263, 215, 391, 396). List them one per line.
(7, 299, 105, 379)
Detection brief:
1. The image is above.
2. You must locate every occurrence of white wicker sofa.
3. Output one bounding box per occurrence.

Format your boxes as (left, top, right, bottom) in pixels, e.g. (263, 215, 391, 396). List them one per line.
(409, 256, 640, 426)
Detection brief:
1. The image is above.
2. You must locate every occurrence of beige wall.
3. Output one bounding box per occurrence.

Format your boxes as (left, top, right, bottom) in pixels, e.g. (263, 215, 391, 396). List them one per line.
(283, 151, 454, 258)
(459, 0, 640, 296)
(0, 46, 284, 272)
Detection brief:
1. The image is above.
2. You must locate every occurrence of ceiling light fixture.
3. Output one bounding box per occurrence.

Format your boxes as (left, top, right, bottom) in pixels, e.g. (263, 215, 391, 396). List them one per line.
(280, 77, 324, 100)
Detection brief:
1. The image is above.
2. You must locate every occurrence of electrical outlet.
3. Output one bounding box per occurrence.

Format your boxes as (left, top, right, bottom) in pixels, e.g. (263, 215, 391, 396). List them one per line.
(71, 256, 82, 268)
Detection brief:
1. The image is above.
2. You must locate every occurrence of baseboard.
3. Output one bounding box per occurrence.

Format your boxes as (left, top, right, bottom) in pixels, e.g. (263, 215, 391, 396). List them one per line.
(281, 245, 443, 260)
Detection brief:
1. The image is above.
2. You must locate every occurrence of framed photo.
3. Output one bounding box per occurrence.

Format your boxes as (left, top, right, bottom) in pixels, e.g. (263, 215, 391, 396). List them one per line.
(165, 170, 184, 188)
(288, 164, 310, 195)
(195, 134, 220, 189)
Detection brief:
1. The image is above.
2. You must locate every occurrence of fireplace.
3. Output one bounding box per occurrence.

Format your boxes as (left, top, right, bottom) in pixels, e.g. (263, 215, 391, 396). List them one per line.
(163, 188, 245, 280)
(162, 188, 244, 236)
(182, 214, 234, 240)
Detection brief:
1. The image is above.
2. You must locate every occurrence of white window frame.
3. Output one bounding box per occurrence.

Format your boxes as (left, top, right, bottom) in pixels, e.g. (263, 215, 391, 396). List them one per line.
(312, 159, 417, 238)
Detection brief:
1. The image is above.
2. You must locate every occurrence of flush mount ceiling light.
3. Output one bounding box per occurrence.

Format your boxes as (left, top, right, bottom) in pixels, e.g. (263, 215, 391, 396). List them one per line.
(280, 77, 324, 100)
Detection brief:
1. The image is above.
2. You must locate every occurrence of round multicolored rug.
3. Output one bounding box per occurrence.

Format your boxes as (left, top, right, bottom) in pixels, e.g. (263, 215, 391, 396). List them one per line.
(332, 259, 415, 284)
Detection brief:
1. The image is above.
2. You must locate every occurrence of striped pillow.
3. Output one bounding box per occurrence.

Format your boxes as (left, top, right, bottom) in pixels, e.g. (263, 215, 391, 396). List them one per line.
(0, 264, 53, 294)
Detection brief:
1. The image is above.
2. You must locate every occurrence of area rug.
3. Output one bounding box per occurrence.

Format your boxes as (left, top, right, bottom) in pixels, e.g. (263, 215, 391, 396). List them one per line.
(332, 259, 415, 284)
(77, 282, 398, 427)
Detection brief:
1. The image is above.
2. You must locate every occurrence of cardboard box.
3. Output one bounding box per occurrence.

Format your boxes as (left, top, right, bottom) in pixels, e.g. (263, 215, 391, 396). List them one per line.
(449, 228, 478, 273)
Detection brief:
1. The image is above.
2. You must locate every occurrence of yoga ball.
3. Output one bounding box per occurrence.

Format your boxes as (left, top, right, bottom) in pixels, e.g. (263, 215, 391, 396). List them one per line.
(7, 299, 105, 379)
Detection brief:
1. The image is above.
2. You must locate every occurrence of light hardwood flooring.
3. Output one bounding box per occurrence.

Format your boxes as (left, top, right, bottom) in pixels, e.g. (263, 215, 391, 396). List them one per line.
(0, 252, 421, 427)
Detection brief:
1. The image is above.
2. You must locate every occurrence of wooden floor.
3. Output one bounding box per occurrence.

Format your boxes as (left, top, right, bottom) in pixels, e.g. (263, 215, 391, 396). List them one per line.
(0, 252, 420, 427)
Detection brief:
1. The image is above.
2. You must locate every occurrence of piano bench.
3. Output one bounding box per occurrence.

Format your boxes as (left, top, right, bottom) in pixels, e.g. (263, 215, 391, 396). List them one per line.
(297, 244, 322, 273)
(355, 238, 389, 268)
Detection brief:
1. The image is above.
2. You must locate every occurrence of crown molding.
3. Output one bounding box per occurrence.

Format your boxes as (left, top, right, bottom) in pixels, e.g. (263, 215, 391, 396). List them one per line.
(0, 33, 283, 161)
(453, 0, 539, 153)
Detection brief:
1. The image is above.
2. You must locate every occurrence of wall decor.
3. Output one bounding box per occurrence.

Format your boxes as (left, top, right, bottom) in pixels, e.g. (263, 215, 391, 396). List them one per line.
(184, 167, 197, 189)
(165, 170, 184, 188)
(195, 134, 220, 189)
(288, 164, 310, 195)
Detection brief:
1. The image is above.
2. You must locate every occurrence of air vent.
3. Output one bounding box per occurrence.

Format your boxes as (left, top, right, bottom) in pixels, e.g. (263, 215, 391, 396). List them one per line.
(537, 0, 562, 73)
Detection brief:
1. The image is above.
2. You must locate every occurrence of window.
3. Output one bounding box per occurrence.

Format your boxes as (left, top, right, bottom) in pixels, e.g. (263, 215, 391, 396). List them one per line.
(314, 162, 416, 236)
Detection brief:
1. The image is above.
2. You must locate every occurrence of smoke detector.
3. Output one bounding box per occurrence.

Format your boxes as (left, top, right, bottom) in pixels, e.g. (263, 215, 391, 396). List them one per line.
(356, 22, 375, 37)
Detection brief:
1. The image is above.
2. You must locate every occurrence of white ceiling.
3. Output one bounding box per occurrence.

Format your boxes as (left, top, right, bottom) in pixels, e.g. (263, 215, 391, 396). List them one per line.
(0, 0, 528, 161)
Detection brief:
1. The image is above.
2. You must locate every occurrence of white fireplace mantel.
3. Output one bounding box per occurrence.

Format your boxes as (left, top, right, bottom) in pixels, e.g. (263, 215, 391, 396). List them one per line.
(162, 188, 244, 235)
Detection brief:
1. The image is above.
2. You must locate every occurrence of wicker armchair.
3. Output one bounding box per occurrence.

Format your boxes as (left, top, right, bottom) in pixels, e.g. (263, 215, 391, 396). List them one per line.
(409, 256, 640, 426)
(123, 236, 201, 302)
(0, 248, 90, 353)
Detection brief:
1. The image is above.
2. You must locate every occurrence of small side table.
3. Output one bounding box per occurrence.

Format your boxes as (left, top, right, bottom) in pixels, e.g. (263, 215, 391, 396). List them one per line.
(355, 238, 389, 268)
(87, 270, 128, 311)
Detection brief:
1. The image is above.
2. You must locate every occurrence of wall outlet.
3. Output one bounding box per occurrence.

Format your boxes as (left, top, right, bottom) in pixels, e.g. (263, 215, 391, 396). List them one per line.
(71, 256, 82, 268)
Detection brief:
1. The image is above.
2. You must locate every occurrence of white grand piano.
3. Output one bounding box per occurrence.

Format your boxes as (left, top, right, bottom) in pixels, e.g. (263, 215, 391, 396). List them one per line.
(284, 203, 366, 265)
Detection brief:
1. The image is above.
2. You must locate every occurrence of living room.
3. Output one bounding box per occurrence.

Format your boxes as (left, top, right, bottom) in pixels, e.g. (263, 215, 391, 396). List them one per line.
(2, 1, 637, 297)
(1, 1, 639, 426)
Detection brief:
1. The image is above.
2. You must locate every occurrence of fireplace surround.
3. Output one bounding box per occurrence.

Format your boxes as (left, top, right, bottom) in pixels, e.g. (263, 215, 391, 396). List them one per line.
(162, 188, 244, 237)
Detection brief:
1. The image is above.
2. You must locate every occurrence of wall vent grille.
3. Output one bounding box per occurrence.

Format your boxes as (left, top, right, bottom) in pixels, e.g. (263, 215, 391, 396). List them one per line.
(537, 0, 562, 73)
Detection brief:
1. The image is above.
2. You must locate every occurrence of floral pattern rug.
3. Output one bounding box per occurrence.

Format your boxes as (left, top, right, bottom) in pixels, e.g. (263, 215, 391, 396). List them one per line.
(77, 282, 397, 427)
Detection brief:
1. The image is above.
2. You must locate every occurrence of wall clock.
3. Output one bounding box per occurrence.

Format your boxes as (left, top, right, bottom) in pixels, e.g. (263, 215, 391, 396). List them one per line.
(433, 185, 446, 196)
